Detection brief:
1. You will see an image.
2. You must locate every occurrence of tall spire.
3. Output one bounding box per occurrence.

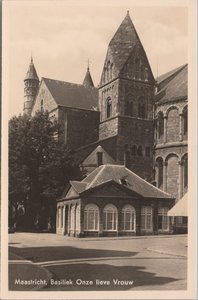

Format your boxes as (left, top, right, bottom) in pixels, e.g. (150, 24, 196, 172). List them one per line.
(83, 62, 94, 87)
(25, 56, 39, 81)
(100, 11, 147, 84)
(24, 57, 39, 116)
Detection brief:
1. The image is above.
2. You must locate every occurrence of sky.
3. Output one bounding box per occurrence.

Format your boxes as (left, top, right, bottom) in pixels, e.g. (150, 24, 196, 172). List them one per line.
(3, 0, 188, 117)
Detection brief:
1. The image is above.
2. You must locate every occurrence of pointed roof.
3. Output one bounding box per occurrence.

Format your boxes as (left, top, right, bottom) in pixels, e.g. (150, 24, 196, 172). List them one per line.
(24, 57, 39, 81)
(41, 77, 98, 111)
(83, 66, 94, 87)
(60, 164, 174, 200)
(100, 11, 146, 83)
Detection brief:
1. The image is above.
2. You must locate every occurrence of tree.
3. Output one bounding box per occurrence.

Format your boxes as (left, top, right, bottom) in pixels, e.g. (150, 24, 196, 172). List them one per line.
(9, 111, 82, 231)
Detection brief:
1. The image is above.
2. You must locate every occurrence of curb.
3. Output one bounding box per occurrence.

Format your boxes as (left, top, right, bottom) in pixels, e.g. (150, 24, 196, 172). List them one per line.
(9, 251, 53, 291)
(147, 248, 187, 258)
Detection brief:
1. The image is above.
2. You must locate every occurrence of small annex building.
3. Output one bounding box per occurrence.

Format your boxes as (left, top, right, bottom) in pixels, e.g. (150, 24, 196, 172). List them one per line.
(56, 164, 175, 237)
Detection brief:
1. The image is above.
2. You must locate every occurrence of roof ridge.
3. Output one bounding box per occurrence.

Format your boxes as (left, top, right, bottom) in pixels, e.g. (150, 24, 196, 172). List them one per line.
(42, 77, 96, 89)
(156, 64, 187, 84)
(86, 165, 106, 189)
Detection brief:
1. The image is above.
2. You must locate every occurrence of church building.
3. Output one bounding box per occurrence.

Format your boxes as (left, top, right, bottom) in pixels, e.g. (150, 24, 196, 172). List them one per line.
(23, 11, 188, 236)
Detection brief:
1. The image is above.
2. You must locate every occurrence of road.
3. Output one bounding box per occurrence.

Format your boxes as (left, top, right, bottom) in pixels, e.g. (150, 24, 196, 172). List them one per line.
(8, 233, 187, 291)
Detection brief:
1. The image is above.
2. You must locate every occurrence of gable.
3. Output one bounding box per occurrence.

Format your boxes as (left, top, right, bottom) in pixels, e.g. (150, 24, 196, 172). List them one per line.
(82, 181, 141, 199)
(66, 186, 80, 199)
(31, 80, 57, 115)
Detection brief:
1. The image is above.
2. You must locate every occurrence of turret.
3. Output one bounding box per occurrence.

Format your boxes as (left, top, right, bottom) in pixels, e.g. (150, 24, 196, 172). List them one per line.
(82, 64, 94, 87)
(24, 57, 39, 116)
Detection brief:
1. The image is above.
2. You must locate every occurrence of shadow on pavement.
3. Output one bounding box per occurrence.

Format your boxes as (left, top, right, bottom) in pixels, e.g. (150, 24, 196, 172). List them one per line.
(9, 246, 138, 262)
(44, 263, 180, 291)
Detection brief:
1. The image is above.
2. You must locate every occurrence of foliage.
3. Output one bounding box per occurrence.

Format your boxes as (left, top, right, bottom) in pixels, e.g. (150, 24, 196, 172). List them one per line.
(9, 111, 82, 231)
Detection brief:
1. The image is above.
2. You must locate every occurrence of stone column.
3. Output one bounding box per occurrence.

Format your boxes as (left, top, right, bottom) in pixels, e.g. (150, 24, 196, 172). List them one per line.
(117, 208, 122, 237)
(155, 162, 159, 188)
(163, 115, 167, 144)
(178, 160, 184, 199)
(99, 206, 104, 237)
(68, 205, 71, 236)
(179, 113, 183, 142)
(163, 161, 168, 192)
(63, 205, 66, 234)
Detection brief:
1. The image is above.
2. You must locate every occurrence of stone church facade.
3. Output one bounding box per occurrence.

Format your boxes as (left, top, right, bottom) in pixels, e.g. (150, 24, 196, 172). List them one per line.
(23, 12, 188, 235)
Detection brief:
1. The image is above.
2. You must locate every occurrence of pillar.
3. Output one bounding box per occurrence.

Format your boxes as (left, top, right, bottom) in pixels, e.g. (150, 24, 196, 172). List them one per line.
(179, 113, 183, 142)
(98, 206, 104, 237)
(163, 115, 167, 144)
(155, 162, 159, 187)
(63, 205, 66, 234)
(178, 160, 184, 199)
(163, 161, 167, 192)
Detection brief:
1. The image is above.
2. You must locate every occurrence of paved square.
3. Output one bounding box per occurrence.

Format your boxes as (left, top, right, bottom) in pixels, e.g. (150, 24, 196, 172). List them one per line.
(9, 233, 187, 291)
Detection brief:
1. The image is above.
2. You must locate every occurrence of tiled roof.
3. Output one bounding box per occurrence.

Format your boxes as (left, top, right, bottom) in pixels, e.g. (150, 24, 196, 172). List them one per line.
(67, 164, 173, 199)
(25, 58, 39, 81)
(83, 67, 94, 87)
(156, 64, 186, 84)
(156, 64, 188, 104)
(42, 77, 98, 111)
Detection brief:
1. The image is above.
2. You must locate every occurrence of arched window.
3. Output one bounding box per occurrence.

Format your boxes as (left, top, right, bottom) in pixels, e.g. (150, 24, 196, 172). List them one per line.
(158, 207, 169, 231)
(103, 204, 118, 231)
(137, 146, 143, 156)
(135, 58, 140, 79)
(41, 99, 44, 112)
(145, 67, 149, 81)
(84, 204, 99, 231)
(121, 205, 136, 231)
(106, 97, 112, 118)
(183, 155, 188, 189)
(131, 145, 137, 156)
(183, 107, 188, 136)
(141, 206, 153, 231)
(156, 157, 163, 188)
(138, 103, 146, 118)
(158, 112, 164, 138)
(141, 65, 145, 80)
(125, 101, 133, 116)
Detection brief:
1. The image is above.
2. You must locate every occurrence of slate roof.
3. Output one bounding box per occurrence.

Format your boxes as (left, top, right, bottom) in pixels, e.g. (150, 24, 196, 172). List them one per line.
(42, 77, 98, 111)
(168, 193, 187, 216)
(83, 67, 94, 87)
(100, 12, 154, 83)
(155, 64, 188, 104)
(25, 58, 39, 81)
(65, 164, 174, 199)
(82, 145, 116, 166)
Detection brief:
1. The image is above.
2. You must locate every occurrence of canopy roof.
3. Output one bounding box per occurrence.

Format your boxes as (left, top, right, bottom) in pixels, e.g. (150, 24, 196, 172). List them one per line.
(168, 193, 188, 216)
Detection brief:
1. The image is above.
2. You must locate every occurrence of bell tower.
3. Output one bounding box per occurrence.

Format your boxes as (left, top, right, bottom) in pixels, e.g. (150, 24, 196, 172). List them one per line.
(24, 57, 39, 116)
(98, 11, 155, 181)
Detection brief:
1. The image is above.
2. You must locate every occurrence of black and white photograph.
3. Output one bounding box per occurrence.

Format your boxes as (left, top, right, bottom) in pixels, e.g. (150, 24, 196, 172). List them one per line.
(1, 0, 197, 299)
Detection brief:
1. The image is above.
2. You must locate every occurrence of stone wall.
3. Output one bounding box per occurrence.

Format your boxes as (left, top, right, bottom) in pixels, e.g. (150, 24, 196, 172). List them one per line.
(58, 107, 100, 150)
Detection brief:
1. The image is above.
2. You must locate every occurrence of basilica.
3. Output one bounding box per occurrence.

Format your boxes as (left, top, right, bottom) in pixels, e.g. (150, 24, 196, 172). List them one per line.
(24, 12, 188, 236)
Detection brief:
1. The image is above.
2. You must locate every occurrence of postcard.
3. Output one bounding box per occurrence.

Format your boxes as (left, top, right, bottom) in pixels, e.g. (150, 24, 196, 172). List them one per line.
(1, 0, 197, 299)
